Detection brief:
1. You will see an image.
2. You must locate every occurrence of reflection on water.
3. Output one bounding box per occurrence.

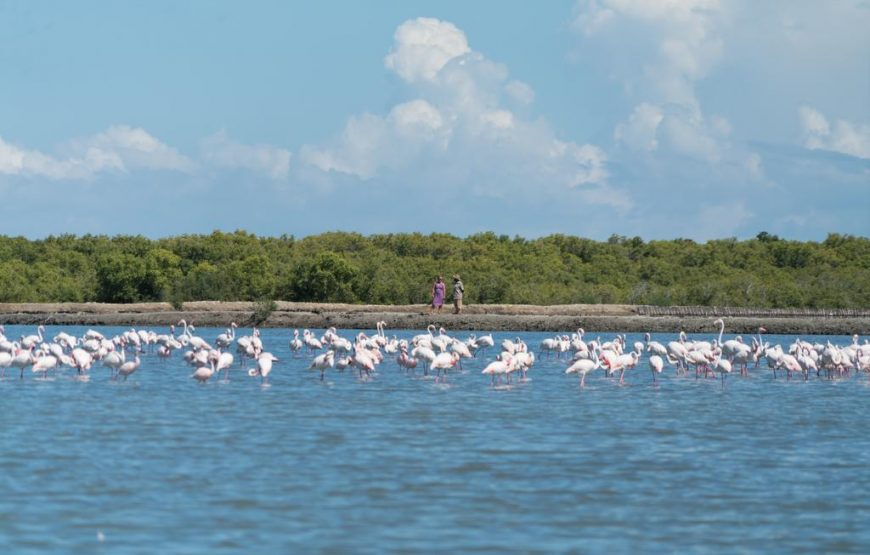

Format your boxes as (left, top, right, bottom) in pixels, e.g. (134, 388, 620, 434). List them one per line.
(1, 325, 868, 553)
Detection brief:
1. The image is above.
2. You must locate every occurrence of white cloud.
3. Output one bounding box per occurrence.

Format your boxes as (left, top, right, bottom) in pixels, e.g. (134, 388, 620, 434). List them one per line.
(384, 17, 471, 83)
(0, 125, 195, 180)
(0, 126, 303, 182)
(505, 80, 535, 104)
(614, 103, 663, 151)
(550, 140, 609, 187)
(480, 109, 515, 130)
(301, 17, 615, 206)
(201, 131, 291, 179)
(576, 0, 730, 161)
(74, 125, 194, 172)
(745, 152, 764, 180)
(799, 106, 870, 159)
(389, 100, 445, 134)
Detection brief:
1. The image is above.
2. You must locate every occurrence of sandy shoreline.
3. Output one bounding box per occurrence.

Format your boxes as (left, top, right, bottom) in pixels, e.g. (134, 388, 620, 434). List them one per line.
(1, 302, 868, 335)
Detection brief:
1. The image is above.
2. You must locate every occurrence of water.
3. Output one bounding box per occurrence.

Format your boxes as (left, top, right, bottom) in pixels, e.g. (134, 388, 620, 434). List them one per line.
(1, 325, 869, 553)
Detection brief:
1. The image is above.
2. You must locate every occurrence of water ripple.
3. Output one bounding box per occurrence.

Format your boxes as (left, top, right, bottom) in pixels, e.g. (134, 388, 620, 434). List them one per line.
(1, 325, 868, 553)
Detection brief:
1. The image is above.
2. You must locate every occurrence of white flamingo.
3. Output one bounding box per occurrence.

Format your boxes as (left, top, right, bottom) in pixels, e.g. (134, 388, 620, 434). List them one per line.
(289, 329, 304, 356)
(117, 356, 141, 381)
(248, 352, 278, 384)
(565, 350, 601, 388)
(21, 325, 45, 350)
(309, 350, 335, 381)
(216, 351, 235, 381)
(32, 354, 58, 379)
(430, 352, 460, 383)
(0, 351, 12, 378)
(215, 323, 238, 348)
(649, 354, 664, 383)
(11, 348, 34, 379)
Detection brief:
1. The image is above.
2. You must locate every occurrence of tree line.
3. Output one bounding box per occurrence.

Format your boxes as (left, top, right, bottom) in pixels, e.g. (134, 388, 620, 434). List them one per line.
(0, 231, 868, 308)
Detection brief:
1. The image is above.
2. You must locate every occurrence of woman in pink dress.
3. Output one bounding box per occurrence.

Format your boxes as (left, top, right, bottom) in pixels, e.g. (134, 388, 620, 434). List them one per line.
(431, 276, 446, 313)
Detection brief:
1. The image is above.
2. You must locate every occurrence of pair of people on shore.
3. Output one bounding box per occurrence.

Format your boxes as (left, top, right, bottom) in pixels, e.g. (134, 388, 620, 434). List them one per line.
(430, 274, 464, 314)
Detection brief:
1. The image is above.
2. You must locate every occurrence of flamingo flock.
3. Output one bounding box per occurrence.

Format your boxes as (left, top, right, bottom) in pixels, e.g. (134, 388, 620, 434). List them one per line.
(0, 319, 868, 390)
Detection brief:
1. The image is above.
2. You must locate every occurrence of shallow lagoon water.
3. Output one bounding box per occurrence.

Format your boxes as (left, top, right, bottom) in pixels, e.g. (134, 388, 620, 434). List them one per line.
(1, 325, 869, 553)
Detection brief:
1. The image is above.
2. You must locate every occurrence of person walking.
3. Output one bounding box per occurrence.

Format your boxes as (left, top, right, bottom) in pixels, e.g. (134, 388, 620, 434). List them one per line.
(430, 276, 446, 313)
(452, 274, 465, 314)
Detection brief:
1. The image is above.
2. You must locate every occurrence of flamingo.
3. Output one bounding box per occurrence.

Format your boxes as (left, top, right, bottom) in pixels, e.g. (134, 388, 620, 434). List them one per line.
(215, 323, 238, 348)
(178, 320, 212, 351)
(411, 345, 437, 370)
(20, 325, 45, 350)
(191, 360, 217, 383)
(32, 354, 58, 379)
(117, 356, 141, 381)
(335, 355, 353, 372)
(157, 344, 173, 360)
(513, 351, 535, 380)
(475, 333, 495, 356)
(397, 345, 418, 372)
(0, 351, 12, 378)
(430, 351, 460, 383)
(539, 336, 560, 359)
(667, 335, 690, 374)
(71, 348, 94, 374)
(12, 348, 34, 379)
(797, 349, 818, 379)
(649, 354, 664, 383)
(215, 351, 234, 381)
(712, 355, 732, 389)
(607, 352, 640, 384)
(448, 339, 473, 369)
(430, 327, 451, 353)
(309, 350, 335, 381)
(289, 329, 304, 357)
(778, 353, 805, 381)
(303, 330, 323, 353)
(565, 350, 600, 388)
(351, 349, 376, 379)
(645, 333, 668, 357)
(482, 354, 512, 386)
(248, 352, 278, 384)
(0, 337, 16, 354)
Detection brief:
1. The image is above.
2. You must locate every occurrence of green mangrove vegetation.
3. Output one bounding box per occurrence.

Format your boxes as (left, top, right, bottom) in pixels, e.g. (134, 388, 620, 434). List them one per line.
(0, 231, 868, 308)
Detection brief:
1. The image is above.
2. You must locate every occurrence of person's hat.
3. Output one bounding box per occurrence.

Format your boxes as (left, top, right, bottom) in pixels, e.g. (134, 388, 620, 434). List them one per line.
(452, 274, 460, 280)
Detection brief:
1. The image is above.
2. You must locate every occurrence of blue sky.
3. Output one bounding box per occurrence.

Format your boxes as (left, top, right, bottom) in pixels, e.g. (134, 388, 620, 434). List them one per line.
(1, 0, 868, 241)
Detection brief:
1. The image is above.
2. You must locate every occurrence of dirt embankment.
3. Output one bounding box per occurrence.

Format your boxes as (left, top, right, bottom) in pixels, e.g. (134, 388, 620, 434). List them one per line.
(0, 302, 867, 334)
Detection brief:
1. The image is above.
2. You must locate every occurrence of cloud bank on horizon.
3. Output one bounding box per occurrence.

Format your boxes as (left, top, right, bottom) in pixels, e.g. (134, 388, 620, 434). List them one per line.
(0, 1, 867, 241)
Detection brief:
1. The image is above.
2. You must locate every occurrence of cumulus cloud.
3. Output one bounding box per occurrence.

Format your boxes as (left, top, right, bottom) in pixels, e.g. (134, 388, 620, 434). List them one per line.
(572, 0, 797, 194)
(301, 17, 619, 207)
(575, 0, 732, 162)
(384, 18, 471, 83)
(72, 125, 195, 172)
(614, 103, 663, 151)
(201, 131, 292, 179)
(505, 80, 535, 104)
(799, 106, 870, 159)
(0, 125, 194, 180)
(0, 126, 302, 182)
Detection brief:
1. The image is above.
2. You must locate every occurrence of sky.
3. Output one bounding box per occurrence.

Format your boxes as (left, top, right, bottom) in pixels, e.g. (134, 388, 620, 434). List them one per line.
(1, 0, 868, 241)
